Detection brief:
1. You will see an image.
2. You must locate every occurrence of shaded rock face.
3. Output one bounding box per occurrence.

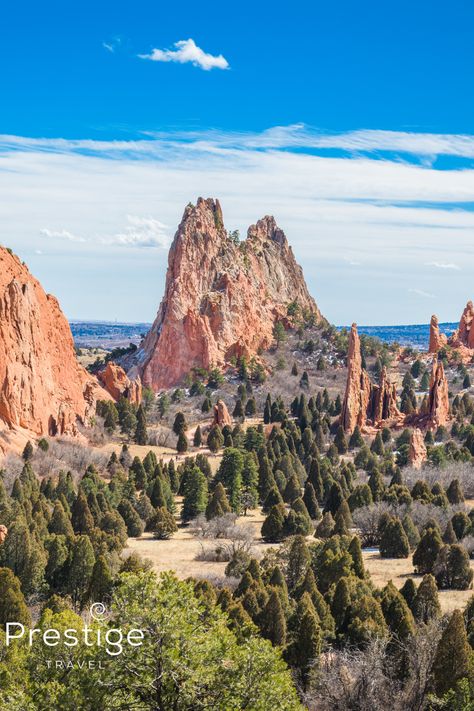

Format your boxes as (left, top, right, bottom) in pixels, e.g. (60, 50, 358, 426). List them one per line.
(429, 315, 447, 353)
(213, 399, 232, 428)
(427, 357, 450, 430)
(98, 362, 142, 404)
(131, 198, 321, 390)
(0, 247, 109, 448)
(409, 428, 427, 469)
(340, 323, 401, 433)
(429, 303, 474, 362)
(0, 525, 7, 544)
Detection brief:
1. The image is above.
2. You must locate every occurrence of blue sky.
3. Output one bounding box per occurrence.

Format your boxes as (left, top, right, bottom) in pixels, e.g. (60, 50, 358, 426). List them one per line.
(1, 0, 474, 324)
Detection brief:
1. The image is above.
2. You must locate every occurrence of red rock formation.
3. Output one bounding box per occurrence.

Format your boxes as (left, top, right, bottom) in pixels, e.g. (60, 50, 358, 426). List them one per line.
(426, 357, 450, 430)
(409, 428, 427, 469)
(0, 247, 110, 451)
(453, 300, 474, 348)
(340, 324, 401, 432)
(129, 198, 322, 390)
(428, 314, 447, 353)
(213, 399, 232, 428)
(0, 525, 7, 544)
(98, 362, 142, 404)
(370, 367, 402, 423)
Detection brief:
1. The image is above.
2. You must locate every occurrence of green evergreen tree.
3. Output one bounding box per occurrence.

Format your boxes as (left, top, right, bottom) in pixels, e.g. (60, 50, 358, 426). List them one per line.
(134, 405, 148, 445)
(261, 505, 286, 542)
(413, 527, 443, 574)
(86, 555, 113, 604)
(71, 490, 94, 534)
(181, 466, 208, 522)
(379, 517, 410, 558)
(303, 481, 321, 520)
(177, 431, 188, 453)
(0, 567, 31, 626)
(22, 440, 34, 462)
(67, 535, 95, 608)
(412, 573, 441, 623)
(150, 507, 178, 539)
(432, 609, 471, 696)
(261, 588, 287, 646)
(399, 578, 417, 610)
(193, 425, 202, 447)
(205, 482, 231, 519)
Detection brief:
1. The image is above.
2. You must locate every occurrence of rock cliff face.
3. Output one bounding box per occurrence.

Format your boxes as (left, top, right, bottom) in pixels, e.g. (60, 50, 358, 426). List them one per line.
(426, 357, 450, 430)
(98, 363, 142, 404)
(130, 198, 321, 390)
(428, 315, 447, 353)
(340, 323, 401, 433)
(0, 247, 109, 451)
(409, 428, 427, 469)
(428, 302, 474, 361)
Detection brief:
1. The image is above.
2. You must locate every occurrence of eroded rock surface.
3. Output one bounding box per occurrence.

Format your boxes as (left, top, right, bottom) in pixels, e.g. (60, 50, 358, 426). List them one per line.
(130, 198, 322, 389)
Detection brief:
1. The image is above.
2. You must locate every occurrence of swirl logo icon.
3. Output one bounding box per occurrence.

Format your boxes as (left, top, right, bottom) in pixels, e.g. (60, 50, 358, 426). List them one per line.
(89, 602, 108, 622)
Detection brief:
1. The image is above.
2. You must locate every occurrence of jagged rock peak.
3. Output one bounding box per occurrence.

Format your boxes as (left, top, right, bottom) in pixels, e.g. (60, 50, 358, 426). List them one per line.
(131, 198, 322, 390)
(0, 246, 109, 452)
(340, 323, 401, 433)
(429, 314, 447, 354)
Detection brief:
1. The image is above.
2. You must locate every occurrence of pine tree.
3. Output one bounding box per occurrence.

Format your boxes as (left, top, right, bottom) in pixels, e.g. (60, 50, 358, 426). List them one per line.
(205, 482, 231, 519)
(349, 425, 364, 449)
(379, 517, 410, 558)
(0, 567, 31, 626)
(261, 588, 287, 646)
(334, 425, 348, 454)
(22, 440, 34, 461)
(303, 481, 321, 520)
(315, 512, 335, 539)
(380, 580, 415, 640)
(411, 574, 441, 623)
(263, 485, 283, 512)
(402, 513, 420, 550)
(181, 466, 208, 522)
(325, 481, 344, 515)
(399, 578, 417, 610)
(293, 603, 322, 683)
(283, 473, 301, 503)
(193, 425, 202, 447)
(134, 405, 148, 445)
(261, 505, 286, 542)
(49, 500, 74, 538)
(233, 399, 244, 418)
(67, 535, 95, 608)
(207, 425, 224, 453)
(117, 499, 144, 537)
(348, 536, 365, 578)
(331, 577, 351, 635)
(71, 490, 94, 534)
(413, 527, 443, 574)
(287, 535, 311, 592)
(176, 431, 188, 453)
(432, 609, 471, 696)
(173, 412, 187, 435)
(150, 507, 178, 539)
(86, 555, 113, 604)
(446, 478, 465, 504)
(149, 476, 166, 509)
(443, 520, 458, 544)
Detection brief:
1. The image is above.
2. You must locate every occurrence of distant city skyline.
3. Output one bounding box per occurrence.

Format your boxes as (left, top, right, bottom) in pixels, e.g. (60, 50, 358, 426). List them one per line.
(1, 0, 473, 325)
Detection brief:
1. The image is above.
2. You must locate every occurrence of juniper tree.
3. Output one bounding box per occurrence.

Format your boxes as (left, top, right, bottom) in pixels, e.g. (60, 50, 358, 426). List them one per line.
(432, 609, 471, 696)
(411, 574, 441, 623)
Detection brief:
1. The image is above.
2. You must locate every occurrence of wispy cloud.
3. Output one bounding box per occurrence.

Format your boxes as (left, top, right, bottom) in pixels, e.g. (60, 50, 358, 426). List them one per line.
(425, 261, 461, 270)
(2, 124, 474, 323)
(41, 228, 86, 243)
(102, 37, 123, 54)
(138, 38, 229, 71)
(41, 217, 170, 249)
(409, 288, 436, 299)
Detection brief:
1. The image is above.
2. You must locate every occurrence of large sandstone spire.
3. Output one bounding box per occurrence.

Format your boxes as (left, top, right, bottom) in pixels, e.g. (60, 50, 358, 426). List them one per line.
(340, 323, 401, 433)
(426, 357, 450, 430)
(0, 247, 109, 451)
(132, 198, 321, 390)
(428, 314, 447, 353)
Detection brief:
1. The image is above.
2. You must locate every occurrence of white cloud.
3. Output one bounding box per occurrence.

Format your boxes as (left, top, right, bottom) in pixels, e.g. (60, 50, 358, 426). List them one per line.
(138, 39, 229, 71)
(2, 125, 474, 323)
(409, 288, 436, 299)
(41, 217, 169, 249)
(426, 261, 461, 270)
(102, 216, 170, 248)
(41, 228, 86, 243)
(103, 42, 114, 53)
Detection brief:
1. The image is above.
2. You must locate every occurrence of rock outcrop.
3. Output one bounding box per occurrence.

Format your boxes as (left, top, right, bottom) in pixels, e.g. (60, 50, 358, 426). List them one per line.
(213, 399, 232, 428)
(409, 428, 427, 469)
(428, 303, 474, 362)
(426, 357, 450, 430)
(129, 198, 322, 390)
(0, 525, 7, 544)
(0, 247, 110, 452)
(340, 323, 401, 432)
(428, 315, 447, 353)
(98, 362, 142, 404)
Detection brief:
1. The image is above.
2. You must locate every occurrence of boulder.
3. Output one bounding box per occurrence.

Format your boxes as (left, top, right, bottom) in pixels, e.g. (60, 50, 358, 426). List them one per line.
(98, 362, 142, 404)
(213, 399, 232, 428)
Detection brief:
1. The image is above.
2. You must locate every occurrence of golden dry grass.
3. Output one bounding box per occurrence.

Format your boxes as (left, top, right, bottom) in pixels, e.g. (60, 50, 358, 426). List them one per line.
(362, 549, 474, 613)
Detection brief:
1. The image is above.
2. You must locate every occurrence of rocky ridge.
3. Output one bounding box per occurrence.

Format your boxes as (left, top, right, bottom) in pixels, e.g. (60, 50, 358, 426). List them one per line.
(0, 247, 110, 453)
(129, 198, 322, 390)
